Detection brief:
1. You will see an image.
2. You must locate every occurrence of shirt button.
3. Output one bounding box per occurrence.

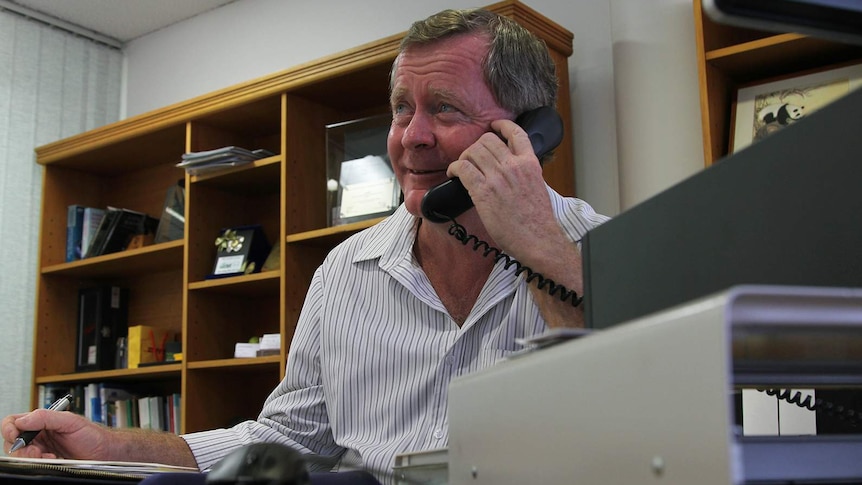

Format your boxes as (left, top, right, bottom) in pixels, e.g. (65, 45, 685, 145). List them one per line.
(433, 428, 444, 439)
(446, 355, 456, 365)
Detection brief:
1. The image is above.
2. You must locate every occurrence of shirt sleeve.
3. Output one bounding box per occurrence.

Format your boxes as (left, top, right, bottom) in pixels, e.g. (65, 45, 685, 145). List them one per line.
(182, 266, 343, 471)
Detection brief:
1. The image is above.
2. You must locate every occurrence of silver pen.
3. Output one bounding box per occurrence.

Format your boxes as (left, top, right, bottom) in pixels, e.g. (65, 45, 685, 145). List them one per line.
(9, 393, 72, 453)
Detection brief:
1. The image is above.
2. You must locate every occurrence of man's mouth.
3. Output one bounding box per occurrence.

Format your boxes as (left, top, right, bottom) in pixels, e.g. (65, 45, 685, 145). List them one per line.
(409, 169, 446, 175)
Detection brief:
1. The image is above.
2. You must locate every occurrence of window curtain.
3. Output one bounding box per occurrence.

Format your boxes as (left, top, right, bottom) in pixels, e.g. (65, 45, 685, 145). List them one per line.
(0, 9, 122, 418)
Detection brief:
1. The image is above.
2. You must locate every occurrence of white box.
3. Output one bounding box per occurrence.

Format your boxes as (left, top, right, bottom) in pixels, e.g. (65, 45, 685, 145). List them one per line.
(259, 333, 281, 351)
(234, 342, 260, 358)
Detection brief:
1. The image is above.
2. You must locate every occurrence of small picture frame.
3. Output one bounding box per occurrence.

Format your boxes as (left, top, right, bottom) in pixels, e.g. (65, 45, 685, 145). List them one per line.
(208, 225, 271, 279)
(731, 62, 862, 153)
(325, 114, 400, 226)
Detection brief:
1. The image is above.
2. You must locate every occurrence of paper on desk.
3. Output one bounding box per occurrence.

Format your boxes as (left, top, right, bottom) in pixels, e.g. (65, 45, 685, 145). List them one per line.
(508, 328, 594, 360)
(0, 455, 198, 479)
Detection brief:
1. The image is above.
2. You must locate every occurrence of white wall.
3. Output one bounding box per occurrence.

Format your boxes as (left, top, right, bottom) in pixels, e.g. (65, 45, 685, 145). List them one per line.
(610, 0, 704, 209)
(123, 0, 704, 216)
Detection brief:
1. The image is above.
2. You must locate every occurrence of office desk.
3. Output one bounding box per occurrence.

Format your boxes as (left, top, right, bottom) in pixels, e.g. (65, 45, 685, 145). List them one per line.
(0, 472, 134, 484)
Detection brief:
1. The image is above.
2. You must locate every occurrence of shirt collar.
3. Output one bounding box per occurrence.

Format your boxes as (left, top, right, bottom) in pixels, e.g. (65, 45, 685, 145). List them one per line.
(351, 204, 417, 267)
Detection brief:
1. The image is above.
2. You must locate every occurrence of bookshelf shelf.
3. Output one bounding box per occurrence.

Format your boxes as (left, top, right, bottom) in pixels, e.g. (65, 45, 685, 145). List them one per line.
(188, 271, 280, 296)
(41, 240, 184, 277)
(29, 0, 576, 435)
(186, 355, 282, 370)
(285, 217, 385, 246)
(35, 364, 183, 385)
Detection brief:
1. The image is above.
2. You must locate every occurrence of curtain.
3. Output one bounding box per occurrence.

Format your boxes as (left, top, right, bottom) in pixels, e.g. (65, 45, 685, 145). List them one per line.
(0, 9, 122, 418)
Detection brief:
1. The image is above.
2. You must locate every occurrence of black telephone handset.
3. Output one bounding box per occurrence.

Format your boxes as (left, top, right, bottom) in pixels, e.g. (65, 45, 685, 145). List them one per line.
(420, 106, 565, 223)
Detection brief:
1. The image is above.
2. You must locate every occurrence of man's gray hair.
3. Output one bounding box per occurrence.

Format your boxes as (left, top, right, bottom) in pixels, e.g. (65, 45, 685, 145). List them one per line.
(391, 8, 558, 116)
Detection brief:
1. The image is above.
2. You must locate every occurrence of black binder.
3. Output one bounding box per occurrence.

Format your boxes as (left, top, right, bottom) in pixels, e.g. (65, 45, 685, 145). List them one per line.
(76, 286, 129, 372)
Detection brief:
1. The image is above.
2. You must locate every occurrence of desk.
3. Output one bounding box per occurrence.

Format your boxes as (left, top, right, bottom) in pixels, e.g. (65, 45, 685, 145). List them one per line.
(0, 472, 134, 484)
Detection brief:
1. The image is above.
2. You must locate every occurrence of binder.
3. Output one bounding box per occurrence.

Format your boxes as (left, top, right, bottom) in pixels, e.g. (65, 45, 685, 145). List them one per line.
(76, 286, 129, 372)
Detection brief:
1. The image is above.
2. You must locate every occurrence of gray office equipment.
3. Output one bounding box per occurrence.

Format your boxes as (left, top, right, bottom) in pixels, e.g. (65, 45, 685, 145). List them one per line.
(446, 285, 862, 485)
(581, 88, 862, 330)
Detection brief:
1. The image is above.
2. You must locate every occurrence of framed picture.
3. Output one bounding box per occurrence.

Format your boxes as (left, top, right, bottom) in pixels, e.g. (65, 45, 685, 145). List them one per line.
(732, 62, 862, 153)
(325, 114, 400, 226)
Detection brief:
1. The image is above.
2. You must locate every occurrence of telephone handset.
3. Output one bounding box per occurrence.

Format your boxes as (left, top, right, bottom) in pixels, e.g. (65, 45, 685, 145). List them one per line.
(420, 106, 564, 223)
(418, 106, 580, 307)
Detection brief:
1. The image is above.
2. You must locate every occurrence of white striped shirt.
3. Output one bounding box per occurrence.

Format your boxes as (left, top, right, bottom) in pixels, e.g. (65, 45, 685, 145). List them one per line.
(183, 186, 608, 481)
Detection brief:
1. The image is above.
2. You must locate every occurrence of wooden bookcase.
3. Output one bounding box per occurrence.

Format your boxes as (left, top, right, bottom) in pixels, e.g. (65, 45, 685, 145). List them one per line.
(692, 0, 862, 167)
(29, 0, 576, 434)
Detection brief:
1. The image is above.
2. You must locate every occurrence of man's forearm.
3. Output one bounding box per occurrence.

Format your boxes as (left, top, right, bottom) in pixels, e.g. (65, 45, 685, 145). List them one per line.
(521, 235, 585, 328)
(109, 428, 199, 469)
(529, 281, 585, 328)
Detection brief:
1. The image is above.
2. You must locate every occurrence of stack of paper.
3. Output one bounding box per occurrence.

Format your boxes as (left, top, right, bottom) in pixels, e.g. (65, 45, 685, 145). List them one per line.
(0, 456, 198, 480)
(177, 147, 274, 175)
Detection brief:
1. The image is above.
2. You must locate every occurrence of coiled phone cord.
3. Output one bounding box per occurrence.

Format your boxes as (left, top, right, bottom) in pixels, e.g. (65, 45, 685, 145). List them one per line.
(446, 217, 584, 307)
(759, 388, 860, 427)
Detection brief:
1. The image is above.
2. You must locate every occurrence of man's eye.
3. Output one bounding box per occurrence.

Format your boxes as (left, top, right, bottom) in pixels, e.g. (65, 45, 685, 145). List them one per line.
(438, 104, 454, 113)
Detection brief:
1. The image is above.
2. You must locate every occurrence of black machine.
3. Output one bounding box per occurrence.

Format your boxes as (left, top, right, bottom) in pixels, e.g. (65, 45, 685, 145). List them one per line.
(702, 0, 862, 45)
(582, 85, 862, 330)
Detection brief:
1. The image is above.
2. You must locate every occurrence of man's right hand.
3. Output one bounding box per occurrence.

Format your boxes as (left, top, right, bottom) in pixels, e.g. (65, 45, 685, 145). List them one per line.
(2, 409, 112, 460)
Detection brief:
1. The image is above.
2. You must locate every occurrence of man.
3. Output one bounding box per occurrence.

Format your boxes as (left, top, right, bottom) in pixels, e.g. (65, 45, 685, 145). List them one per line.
(2, 7, 607, 483)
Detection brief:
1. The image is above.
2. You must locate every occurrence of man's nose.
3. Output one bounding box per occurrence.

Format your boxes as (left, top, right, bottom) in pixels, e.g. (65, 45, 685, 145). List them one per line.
(402, 112, 435, 149)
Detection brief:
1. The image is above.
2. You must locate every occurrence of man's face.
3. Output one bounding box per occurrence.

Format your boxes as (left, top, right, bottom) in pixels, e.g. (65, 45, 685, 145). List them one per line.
(388, 34, 513, 217)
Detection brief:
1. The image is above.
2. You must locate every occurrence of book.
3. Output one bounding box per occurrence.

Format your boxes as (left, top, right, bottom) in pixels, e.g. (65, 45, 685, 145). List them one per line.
(85, 208, 158, 258)
(84, 208, 120, 258)
(99, 385, 135, 427)
(137, 396, 152, 430)
(170, 393, 181, 433)
(65, 205, 85, 262)
(84, 383, 99, 422)
(80, 207, 106, 258)
(148, 396, 163, 431)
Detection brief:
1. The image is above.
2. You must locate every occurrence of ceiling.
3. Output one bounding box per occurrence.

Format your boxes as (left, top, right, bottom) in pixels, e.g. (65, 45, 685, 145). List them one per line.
(3, 0, 237, 44)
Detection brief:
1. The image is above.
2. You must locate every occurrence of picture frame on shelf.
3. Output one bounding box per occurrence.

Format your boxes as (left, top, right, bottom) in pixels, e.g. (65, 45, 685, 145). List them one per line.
(208, 225, 271, 279)
(731, 61, 862, 153)
(325, 114, 400, 227)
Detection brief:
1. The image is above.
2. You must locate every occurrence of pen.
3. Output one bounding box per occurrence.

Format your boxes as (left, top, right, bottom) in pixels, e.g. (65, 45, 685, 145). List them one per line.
(9, 393, 72, 453)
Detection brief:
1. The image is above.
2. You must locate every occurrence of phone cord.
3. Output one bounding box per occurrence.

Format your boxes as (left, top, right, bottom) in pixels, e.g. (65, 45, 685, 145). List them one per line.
(758, 388, 860, 427)
(446, 217, 583, 307)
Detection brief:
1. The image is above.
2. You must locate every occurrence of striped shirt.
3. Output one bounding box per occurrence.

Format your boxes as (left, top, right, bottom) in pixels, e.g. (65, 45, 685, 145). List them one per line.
(183, 186, 608, 481)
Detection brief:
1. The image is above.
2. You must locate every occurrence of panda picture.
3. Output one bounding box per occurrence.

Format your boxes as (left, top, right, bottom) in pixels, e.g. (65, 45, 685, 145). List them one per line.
(758, 103, 805, 126)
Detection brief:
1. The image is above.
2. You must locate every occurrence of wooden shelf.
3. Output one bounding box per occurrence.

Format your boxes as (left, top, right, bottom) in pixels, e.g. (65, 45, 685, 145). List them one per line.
(41, 240, 183, 278)
(188, 271, 280, 296)
(705, 33, 862, 83)
(35, 364, 182, 385)
(186, 355, 282, 370)
(190, 156, 282, 194)
(286, 217, 385, 246)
